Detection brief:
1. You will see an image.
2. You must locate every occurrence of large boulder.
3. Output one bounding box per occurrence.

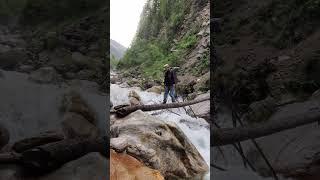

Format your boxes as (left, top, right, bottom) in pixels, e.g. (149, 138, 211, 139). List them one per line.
(61, 112, 99, 139)
(29, 67, 61, 84)
(110, 149, 164, 180)
(60, 90, 97, 124)
(128, 90, 141, 101)
(110, 110, 208, 180)
(129, 97, 142, 106)
(176, 75, 197, 97)
(37, 152, 107, 180)
(146, 86, 163, 94)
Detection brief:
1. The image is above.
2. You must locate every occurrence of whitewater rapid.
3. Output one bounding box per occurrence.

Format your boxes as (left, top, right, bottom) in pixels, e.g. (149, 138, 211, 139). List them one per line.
(110, 83, 211, 179)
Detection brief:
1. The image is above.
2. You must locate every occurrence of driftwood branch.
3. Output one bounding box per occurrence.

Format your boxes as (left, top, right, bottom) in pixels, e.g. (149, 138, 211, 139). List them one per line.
(0, 135, 108, 173)
(212, 105, 320, 146)
(112, 97, 210, 117)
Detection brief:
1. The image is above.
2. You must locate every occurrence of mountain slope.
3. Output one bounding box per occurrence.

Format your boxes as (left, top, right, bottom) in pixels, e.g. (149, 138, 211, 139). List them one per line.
(118, 0, 210, 93)
(110, 39, 126, 59)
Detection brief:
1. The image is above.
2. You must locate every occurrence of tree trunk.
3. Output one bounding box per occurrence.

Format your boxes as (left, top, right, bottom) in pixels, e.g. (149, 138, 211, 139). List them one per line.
(112, 97, 210, 117)
(19, 135, 107, 173)
(212, 105, 320, 146)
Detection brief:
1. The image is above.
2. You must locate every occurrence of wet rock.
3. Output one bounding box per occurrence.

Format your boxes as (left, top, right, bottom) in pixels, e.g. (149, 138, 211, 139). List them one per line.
(119, 82, 129, 88)
(110, 110, 208, 179)
(128, 90, 141, 101)
(110, 76, 120, 84)
(29, 67, 61, 84)
(61, 90, 97, 124)
(38, 152, 107, 180)
(146, 86, 163, 94)
(61, 112, 99, 139)
(129, 97, 142, 106)
(188, 92, 210, 120)
(110, 149, 164, 180)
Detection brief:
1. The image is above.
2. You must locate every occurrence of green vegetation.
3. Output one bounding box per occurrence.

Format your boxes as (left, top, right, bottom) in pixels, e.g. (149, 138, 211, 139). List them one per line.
(110, 55, 119, 70)
(118, 0, 203, 81)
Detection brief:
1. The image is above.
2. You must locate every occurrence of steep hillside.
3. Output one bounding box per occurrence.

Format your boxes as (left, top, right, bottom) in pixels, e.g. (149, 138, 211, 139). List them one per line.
(118, 0, 210, 94)
(110, 39, 126, 70)
(213, 0, 320, 108)
(110, 39, 126, 59)
(212, 0, 320, 179)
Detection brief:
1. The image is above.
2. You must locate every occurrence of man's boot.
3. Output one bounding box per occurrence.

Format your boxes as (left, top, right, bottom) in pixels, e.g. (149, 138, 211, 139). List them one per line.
(162, 100, 167, 104)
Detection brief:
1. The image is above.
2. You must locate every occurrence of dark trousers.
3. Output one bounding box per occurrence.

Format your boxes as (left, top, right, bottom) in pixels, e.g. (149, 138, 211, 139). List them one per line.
(163, 85, 176, 103)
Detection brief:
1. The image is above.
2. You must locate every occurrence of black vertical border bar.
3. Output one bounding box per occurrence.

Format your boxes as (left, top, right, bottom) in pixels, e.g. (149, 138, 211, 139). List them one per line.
(104, 0, 110, 178)
(210, 0, 214, 179)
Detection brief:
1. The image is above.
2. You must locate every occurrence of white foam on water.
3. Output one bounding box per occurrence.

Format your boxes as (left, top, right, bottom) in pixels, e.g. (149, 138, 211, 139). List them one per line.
(110, 83, 210, 179)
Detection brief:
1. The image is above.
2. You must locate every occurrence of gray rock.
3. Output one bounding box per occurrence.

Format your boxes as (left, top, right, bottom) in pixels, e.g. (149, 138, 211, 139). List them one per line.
(29, 67, 61, 84)
(188, 92, 210, 120)
(77, 69, 94, 80)
(37, 152, 107, 180)
(18, 65, 34, 73)
(110, 110, 209, 179)
(61, 112, 99, 139)
(0, 49, 28, 70)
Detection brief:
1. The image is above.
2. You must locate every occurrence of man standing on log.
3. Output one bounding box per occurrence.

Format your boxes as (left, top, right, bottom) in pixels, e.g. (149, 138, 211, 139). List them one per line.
(163, 64, 178, 104)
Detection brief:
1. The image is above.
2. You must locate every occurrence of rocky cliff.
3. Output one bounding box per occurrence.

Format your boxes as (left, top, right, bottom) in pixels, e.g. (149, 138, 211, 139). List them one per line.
(213, 0, 320, 179)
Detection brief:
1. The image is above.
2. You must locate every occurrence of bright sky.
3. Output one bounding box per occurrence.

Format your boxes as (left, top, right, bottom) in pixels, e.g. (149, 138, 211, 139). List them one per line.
(110, 0, 147, 48)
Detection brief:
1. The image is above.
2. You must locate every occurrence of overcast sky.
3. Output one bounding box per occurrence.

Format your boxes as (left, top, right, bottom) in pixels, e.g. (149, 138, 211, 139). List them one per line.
(110, 0, 147, 48)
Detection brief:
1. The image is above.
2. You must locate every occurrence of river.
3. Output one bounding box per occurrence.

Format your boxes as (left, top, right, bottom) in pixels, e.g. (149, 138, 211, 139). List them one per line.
(110, 81, 211, 179)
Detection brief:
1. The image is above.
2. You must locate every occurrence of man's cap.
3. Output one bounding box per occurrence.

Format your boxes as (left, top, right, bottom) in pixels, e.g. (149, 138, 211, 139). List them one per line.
(163, 64, 170, 68)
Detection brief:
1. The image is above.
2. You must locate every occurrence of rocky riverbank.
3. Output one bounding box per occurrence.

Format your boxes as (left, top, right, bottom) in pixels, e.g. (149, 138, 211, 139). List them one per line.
(110, 72, 210, 180)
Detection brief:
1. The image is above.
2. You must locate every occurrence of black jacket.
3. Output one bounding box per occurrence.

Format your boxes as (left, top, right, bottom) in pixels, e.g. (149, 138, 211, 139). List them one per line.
(164, 69, 177, 86)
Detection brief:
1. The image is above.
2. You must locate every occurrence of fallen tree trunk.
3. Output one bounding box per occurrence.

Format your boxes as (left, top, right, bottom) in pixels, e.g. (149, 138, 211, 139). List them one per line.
(112, 97, 210, 117)
(0, 135, 108, 174)
(212, 104, 320, 146)
(20, 135, 107, 173)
